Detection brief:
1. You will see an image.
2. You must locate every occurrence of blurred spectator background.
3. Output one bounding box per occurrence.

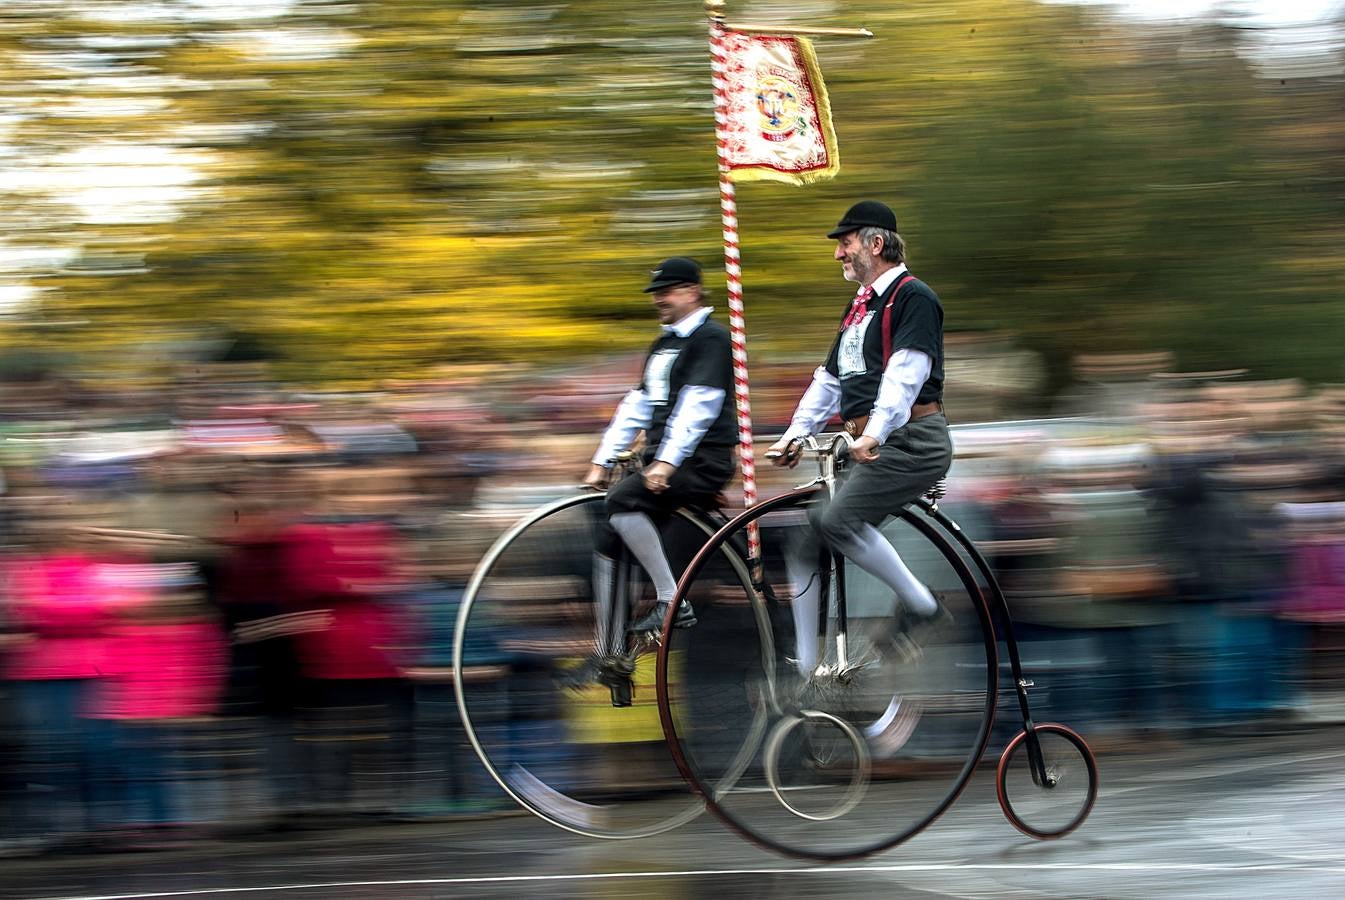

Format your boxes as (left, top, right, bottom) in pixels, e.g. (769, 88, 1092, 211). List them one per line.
(1, 0, 1344, 857)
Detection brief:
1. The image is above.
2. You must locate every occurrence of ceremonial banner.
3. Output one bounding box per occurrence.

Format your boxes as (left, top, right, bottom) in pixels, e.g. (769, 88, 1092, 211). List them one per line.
(717, 32, 839, 185)
(707, 16, 847, 561)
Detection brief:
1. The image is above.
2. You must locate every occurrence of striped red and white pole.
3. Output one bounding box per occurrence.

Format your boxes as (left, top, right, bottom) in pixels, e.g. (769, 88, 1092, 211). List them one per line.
(708, 17, 761, 562)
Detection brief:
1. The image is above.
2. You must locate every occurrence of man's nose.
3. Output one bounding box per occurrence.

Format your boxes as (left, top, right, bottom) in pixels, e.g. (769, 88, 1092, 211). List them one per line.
(834, 244, 846, 260)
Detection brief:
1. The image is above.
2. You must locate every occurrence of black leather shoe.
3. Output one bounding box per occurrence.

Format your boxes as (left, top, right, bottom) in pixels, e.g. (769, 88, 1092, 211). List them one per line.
(597, 652, 637, 687)
(907, 600, 954, 643)
(562, 652, 637, 690)
(889, 601, 954, 662)
(627, 600, 697, 634)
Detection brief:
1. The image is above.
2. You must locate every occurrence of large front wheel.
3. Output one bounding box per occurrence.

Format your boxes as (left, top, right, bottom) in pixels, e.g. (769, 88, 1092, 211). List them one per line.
(658, 487, 999, 861)
(453, 492, 759, 840)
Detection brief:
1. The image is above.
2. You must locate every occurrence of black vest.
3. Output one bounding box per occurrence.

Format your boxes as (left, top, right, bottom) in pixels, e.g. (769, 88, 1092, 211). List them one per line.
(824, 275, 944, 420)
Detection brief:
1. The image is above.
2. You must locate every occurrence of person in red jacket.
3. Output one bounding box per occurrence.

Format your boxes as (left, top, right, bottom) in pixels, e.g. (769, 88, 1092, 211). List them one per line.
(284, 492, 413, 818)
(213, 462, 321, 826)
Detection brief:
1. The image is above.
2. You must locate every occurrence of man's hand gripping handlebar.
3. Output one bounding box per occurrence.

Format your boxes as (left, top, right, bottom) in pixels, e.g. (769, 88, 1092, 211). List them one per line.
(764, 436, 805, 469)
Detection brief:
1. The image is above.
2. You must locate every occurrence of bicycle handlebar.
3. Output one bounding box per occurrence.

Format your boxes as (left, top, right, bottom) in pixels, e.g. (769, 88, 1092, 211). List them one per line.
(811, 431, 855, 458)
(767, 431, 855, 484)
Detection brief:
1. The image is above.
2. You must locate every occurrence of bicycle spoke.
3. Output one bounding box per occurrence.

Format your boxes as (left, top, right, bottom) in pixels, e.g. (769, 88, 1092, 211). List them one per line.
(454, 494, 706, 839)
(996, 723, 1099, 839)
(659, 489, 998, 860)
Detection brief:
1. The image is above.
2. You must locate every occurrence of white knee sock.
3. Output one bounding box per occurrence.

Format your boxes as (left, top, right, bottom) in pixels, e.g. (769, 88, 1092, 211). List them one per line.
(609, 512, 678, 607)
(844, 523, 938, 615)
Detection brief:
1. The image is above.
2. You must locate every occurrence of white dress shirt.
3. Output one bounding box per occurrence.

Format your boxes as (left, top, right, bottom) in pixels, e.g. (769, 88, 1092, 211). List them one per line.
(781, 265, 933, 444)
(592, 306, 727, 468)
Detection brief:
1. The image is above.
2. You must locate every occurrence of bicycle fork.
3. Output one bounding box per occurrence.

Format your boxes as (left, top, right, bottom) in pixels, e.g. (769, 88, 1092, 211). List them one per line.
(808, 548, 860, 681)
(593, 551, 639, 707)
(921, 501, 1055, 790)
(1002, 613, 1054, 788)
(828, 549, 855, 676)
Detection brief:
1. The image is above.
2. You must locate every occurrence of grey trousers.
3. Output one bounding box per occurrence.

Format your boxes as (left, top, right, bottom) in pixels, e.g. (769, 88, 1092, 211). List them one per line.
(809, 412, 953, 549)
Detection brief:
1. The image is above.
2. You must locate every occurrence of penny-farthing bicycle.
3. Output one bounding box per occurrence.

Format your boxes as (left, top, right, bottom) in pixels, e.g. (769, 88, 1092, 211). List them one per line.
(452, 454, 769, 839)
(655, 432, 1099, 861)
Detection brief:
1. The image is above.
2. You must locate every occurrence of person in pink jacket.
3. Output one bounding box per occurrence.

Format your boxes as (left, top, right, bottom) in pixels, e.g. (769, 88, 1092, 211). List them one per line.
(1281, 507, 1345, 624)
(3, 504, 127, 846)
(86, 563, 227, 844)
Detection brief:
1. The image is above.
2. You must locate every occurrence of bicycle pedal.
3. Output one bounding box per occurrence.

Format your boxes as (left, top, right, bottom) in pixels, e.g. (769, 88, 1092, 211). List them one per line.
(608, 678, 633, 708)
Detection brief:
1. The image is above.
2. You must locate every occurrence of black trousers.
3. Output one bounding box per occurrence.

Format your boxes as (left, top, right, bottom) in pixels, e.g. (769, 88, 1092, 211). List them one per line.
(595, 447, 735, 558)
(809, 413, 953, 549)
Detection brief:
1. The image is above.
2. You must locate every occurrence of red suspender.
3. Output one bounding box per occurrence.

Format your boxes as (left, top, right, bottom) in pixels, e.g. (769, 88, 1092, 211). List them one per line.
(881, 272, 916, 366)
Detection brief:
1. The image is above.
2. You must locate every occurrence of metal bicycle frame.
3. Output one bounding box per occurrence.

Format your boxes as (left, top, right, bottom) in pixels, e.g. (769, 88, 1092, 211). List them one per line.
(656, 475, 999, 861)
(917, 498, 1052, 788)
(791, 432, 1053, 787)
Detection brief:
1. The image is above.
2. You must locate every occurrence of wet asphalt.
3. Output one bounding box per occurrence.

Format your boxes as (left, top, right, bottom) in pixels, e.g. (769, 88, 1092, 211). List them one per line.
(5, 725, 1345, 900)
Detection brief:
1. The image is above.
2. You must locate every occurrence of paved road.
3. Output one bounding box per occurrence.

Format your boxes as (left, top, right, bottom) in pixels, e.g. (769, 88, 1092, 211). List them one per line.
(6, 726, 1345, 900)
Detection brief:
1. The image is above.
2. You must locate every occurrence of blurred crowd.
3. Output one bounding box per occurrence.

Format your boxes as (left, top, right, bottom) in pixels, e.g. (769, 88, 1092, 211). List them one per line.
(952, 358, 1345, 751)
(1, 345, 1344, 856)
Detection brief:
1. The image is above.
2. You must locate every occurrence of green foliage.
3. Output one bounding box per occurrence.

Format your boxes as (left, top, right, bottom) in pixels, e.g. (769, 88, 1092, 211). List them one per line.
(2, 0, 1342, 388)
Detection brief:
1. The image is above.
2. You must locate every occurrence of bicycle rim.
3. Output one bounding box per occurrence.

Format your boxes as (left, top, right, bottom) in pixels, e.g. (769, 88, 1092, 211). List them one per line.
(996, 723, 1099, 839)
(453, 492, 711, 839)
(659, 487, 999, 861)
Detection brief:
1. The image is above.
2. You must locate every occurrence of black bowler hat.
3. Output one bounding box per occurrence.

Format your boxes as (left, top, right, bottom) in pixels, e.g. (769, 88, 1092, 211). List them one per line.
(826, 200, 898, 239)
(642, 256, 702, 292)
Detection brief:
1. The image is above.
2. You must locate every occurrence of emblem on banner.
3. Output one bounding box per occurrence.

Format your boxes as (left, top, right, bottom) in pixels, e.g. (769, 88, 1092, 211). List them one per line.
(756, 72, 803, 143)
(719, 33, 839, 185)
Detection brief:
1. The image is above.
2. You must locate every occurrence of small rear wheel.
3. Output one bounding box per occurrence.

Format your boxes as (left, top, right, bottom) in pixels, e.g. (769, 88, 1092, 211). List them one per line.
(996, 723, 1098, 839)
